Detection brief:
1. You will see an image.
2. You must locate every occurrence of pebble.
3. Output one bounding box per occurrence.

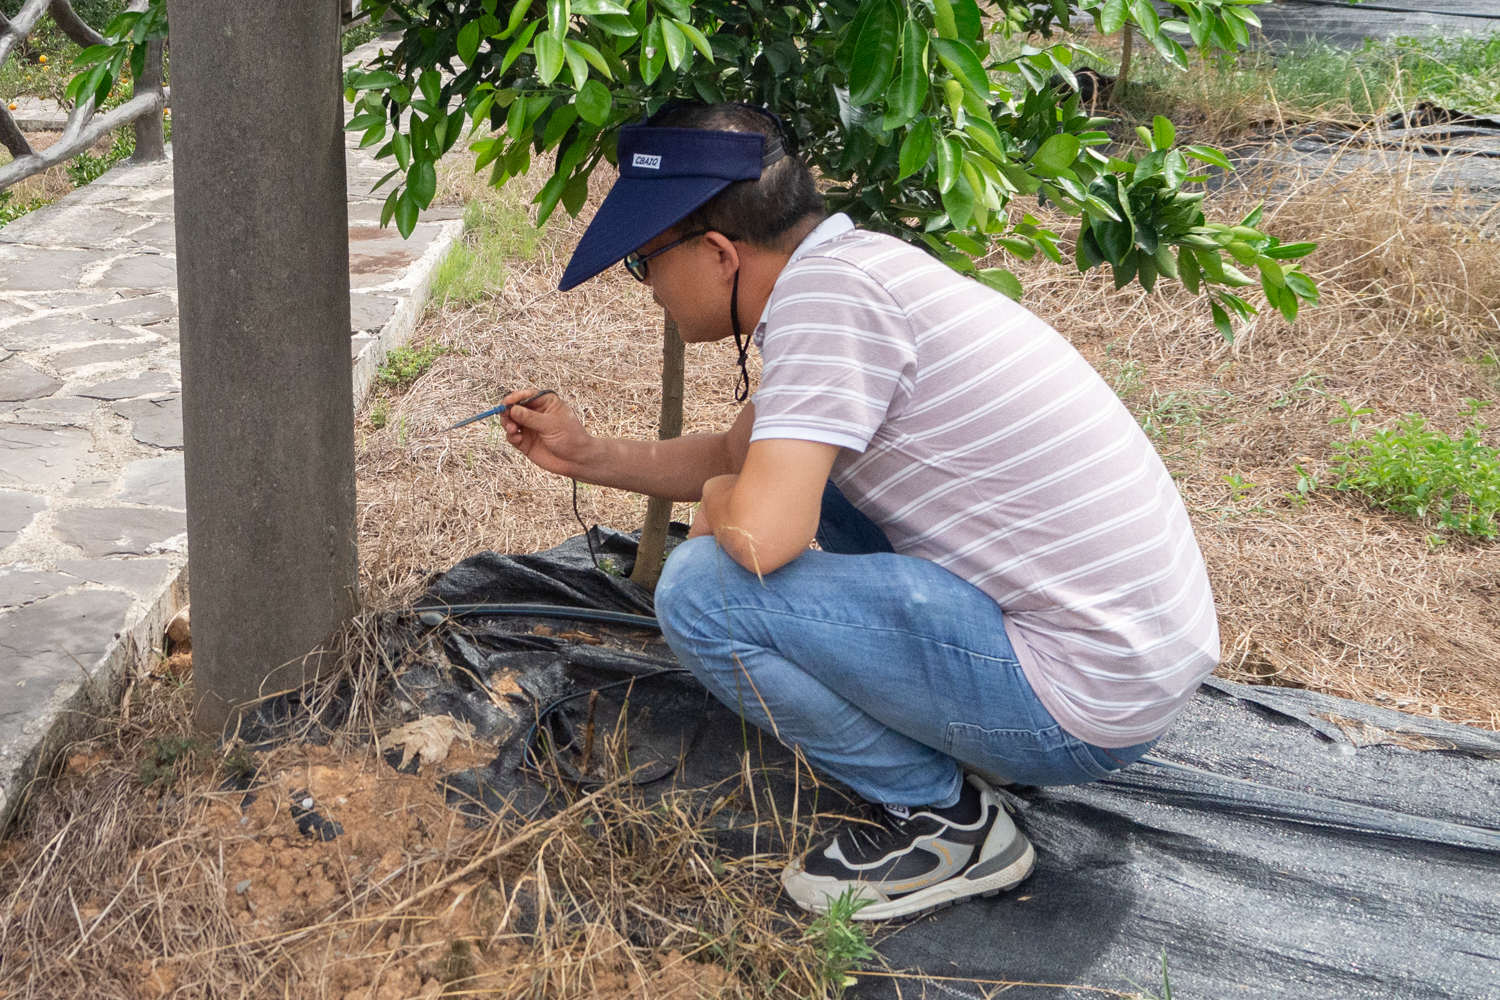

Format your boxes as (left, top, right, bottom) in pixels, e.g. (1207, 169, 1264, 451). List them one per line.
(235, 879, 251, 894)
(301, 797, 315, 809)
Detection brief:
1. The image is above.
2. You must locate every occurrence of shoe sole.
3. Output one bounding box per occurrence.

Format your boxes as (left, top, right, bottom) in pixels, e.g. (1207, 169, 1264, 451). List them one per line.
(789, 837, 1037, 923)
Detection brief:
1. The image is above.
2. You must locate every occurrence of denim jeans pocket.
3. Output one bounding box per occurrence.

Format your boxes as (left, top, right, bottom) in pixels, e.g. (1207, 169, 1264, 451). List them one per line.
(945, 722, 1106, 787)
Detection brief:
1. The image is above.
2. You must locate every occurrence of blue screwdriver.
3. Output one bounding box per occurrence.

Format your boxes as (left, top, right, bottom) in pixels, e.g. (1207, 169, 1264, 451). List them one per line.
(446, 389, 556, 431)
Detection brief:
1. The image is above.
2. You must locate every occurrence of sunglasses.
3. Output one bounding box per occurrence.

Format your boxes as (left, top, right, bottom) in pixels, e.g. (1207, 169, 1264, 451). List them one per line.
(622, 228, 710, 283)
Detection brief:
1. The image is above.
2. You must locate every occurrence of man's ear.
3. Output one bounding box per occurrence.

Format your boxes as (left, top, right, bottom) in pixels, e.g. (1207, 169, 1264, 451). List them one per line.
(702, 232, 741, 283)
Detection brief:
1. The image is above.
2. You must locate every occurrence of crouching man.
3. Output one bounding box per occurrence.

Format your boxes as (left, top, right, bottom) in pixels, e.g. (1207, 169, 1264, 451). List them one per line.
(499, 103, 1219, 921)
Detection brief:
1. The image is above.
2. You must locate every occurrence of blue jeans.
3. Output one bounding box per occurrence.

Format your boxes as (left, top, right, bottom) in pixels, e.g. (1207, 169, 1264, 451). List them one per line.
(656, 483, 1156, 807)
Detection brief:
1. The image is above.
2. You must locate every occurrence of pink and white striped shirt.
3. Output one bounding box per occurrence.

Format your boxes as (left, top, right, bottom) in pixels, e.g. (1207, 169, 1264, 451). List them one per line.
(750, 216, 1219, 748)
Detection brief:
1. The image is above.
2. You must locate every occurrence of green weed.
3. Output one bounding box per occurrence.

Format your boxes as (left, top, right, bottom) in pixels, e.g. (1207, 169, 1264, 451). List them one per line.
(342, 20, 384, 55)
(1135, 389, 1212, 458)
(1125, 948, 1175, 1000)
(430, 194, 539, 307)
(377, 343, 452, 390)
(801, 888, 876, 995)
(0, 188, 50, 226)
(138, 735, 206, 788)
(1330, 399, 1500, 539)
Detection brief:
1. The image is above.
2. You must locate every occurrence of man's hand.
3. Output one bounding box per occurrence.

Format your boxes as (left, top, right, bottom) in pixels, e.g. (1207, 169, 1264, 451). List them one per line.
(500, 388, 598, 479)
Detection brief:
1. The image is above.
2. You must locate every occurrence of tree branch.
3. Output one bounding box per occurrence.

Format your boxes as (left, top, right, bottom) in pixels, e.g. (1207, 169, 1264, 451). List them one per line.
(48, 0, 105, 49)
(0, 0, 52, 68)
(0, 88, 166, 190)
(0, 105, 34, 160)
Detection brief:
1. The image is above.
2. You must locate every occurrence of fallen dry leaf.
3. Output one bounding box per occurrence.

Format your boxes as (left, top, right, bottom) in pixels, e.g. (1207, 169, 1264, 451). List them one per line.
(384, 716, 475, 769)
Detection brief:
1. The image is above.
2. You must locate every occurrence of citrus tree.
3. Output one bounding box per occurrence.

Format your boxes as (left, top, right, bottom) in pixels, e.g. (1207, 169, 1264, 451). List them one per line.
(345, 0, 1319, 337)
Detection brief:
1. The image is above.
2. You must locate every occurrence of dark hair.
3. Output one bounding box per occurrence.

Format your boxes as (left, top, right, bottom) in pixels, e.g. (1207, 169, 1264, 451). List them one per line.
(649, 103, 827, 251)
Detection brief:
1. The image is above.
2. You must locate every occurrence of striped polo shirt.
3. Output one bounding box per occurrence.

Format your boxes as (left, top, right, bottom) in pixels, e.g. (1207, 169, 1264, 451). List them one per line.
(750, 215, 1220, 748)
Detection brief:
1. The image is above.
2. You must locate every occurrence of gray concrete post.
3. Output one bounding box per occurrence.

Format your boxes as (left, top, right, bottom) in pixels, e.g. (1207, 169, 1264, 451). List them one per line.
(171, 1, 358, 735)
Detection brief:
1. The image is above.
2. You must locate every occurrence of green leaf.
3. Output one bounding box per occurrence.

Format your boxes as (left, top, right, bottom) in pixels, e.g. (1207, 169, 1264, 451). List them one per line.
(563, 39, 591, 88)
(562, 169, 591, 216)
(1184, 144, 1232, 170)
(504, 21, 541, 72)
(1152, 115, 1175, 152)
(849, 0, 900, 106)
(1176, 245, 1199, 293)
(345, 112, 386, 131)
(895, 20, 927, 124)
(942, 173, 975, 229)
(1264, 241, 1316, 260)
(575, 78, 612, 124)
(1100, 0, 1128, 34)
(641, 18, 666, 83)
(351, 70, 402, 91)
(395, 190, 419, 238)
(548, 0, 569, 40)
(457, 19, 482, 64)
(836, 0, 880, 71)
(393, 131, 412, 171)
(408, 159, 437, 208)
(535, 32, 565, 84)
(659, 16, 689, 69)
(502, 0, 533, 38)
(951, 0, 983, 40)
(572, 0, 630, 13)
(945, 232, 986, 254)
(932, 38, 989, 97)
(1210, 299, 1233, 341)
(932, 0, 958, 40)
(380, 189, 400, 228)
(899, 119, 935, 180)
(1128, 0, 1159, 36)
(674, 19, 715, 61)
(978, 267, 1023, 301)
(936, 135, 961, 193)
(1033, 133, 1080, 175)
(534, 171, 568, 226)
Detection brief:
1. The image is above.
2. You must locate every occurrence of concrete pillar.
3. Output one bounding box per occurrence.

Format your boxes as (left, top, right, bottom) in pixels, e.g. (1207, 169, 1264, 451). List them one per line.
(171, 1, 358, 735)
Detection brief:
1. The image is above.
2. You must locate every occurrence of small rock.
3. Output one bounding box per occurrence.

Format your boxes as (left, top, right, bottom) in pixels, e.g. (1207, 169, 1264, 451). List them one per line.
(235, 879, 251, 895)
(166, 607, 190, 646)
(301, 797, 314, 810)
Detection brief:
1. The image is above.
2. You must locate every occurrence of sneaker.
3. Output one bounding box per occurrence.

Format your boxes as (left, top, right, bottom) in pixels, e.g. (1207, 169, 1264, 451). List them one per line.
(781, 775, 1034, 921)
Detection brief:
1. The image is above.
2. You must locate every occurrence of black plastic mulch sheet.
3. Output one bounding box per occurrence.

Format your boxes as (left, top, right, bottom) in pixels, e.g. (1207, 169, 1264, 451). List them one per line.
(393, 531, 1500, 1000)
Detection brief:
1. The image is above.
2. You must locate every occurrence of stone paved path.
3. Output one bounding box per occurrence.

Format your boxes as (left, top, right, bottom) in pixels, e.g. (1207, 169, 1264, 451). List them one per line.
(0, 42, 462, 826)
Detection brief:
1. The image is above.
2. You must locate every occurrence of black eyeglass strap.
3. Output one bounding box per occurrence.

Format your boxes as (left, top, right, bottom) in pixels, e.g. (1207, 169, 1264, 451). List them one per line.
(730, 268, 750, 403)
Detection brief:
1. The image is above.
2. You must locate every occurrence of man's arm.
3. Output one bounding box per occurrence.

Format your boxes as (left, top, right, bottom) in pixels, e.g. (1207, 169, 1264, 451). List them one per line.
(501, 388, 755, 501)
(696, 438, 839, 574)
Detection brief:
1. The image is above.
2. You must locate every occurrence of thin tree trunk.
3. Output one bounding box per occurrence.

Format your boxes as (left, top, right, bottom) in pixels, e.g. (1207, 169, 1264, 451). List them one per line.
(1116, 27, 1133, 105)
(131, 40, 165, 163)
(630, 313, 685, 590)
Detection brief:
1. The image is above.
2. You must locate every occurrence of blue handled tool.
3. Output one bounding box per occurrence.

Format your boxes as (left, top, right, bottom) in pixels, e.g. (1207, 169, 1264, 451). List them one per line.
(447, 389, 555, 431)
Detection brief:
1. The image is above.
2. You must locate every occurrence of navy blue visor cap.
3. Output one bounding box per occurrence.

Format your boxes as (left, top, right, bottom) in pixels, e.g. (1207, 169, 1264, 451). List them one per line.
(558, 124, 784, 291)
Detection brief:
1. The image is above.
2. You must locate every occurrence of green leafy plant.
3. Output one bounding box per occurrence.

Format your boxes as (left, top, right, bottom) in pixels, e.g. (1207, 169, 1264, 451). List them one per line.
(801, 887, 876, 994)
(65, 0, 167, 110)
(1331, 400, 1500, 539)
(430, 192, 540, 305)
(377, 342, 454, 388)
(331, 0, 1317, 334)
(0, 188, 51, 226)
(370, 396, 391, 429)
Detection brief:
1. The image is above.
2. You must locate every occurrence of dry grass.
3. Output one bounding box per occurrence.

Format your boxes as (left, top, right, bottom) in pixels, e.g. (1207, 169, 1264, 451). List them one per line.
(358, 145, 1500, 729)
(0, 623, 864, 1000)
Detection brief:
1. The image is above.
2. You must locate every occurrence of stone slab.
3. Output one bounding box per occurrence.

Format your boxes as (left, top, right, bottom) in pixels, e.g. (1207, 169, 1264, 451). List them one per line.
(0, 571, 75, 609)
(0, 490, 45, 548)
(0, 248, 105, 291)
(9, 397, 96, 427)
(0, 589, 137, 727)
(0, 206, 154, 250)
(53, 507, 187, 558)
(115, 455, 185, 509)
(1, 315, 124, 351)
(0, 426, 93, 488)
(96, 254, 176, 290)
(48, 340, 159, 372)
(0, 301, 31, 323)
(0, 360, 60, 402)
(84, 295, 177, 327)
(113, 395, 182, 448)
(78, 371, 178, 400)
(57, 558, 173, 598)
(350, 293, 398, 334)
(65, 477, 115, 499)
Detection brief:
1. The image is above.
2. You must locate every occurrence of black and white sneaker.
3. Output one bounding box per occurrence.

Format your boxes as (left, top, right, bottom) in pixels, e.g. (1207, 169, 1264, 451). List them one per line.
(781, 775, 1034, 921)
